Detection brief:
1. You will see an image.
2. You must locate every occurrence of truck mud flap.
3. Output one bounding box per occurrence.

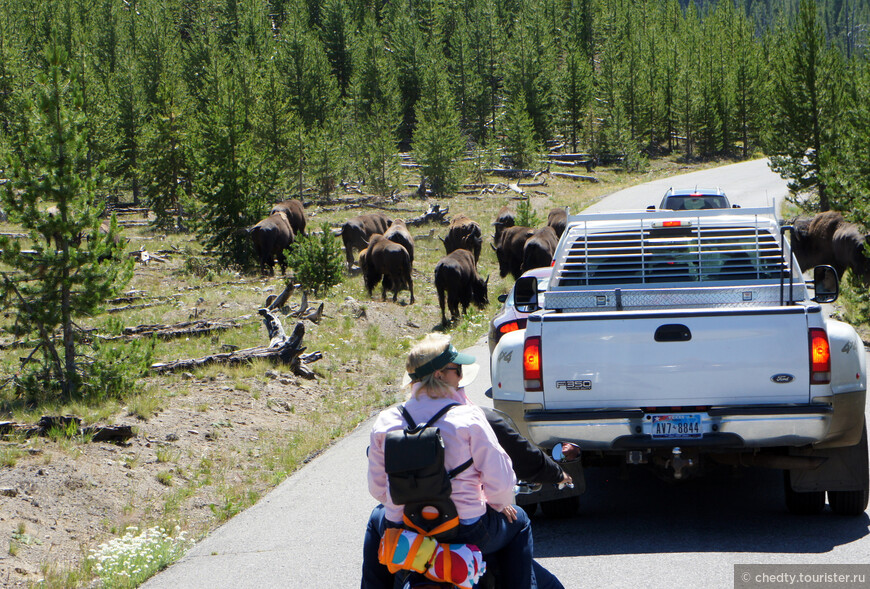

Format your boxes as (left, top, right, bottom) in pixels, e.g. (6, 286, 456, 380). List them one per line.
(789, 424, 869, 493)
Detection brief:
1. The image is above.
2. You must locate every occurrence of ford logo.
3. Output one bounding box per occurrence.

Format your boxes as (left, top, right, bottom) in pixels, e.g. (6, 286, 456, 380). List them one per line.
(771, 373, 795, 384)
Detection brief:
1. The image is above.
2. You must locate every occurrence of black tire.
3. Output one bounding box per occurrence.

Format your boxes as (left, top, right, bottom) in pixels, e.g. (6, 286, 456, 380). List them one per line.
(784, 471, 825, 515)
(828, 489, 869, 516)
(540, 495, 580, 518)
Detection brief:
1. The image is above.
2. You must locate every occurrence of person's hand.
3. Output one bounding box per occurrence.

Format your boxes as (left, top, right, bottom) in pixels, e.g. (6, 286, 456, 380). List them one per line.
(500, 505, 517, 523)
(559, 471, 573, 486)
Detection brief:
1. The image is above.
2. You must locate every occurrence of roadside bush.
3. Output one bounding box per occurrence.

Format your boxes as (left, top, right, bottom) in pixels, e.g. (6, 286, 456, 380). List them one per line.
(285, 222, 344, 296)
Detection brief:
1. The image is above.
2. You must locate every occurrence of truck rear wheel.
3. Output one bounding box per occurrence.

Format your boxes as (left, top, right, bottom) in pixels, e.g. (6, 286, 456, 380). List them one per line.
(828, 489, 869, 516)
(540, 496, 580, 518)
(784, 471, 825, 515)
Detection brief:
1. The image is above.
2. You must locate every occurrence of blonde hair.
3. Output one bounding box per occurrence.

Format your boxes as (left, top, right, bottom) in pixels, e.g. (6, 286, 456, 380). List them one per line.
(405, 333, 452, 399)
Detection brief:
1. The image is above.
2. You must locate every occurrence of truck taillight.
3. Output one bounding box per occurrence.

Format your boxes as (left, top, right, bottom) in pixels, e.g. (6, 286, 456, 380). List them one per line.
(809, 328, 831, 384)
(524, 336, 542, 391)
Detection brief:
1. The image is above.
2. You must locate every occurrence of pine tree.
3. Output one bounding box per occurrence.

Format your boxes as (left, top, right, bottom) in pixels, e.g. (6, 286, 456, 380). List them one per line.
(348, 16, 401, 196)
(413, 48, 465, 196)
(0, 45, 133, 399)
(502, 89, 541, 170)
(767, 0, 844, 211)
(319, 0, 354, 98)
(189, 41, 265, 264)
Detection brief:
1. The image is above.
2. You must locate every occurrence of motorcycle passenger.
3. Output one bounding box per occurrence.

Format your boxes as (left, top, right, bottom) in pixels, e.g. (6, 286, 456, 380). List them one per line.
(363, 333, 562, 589)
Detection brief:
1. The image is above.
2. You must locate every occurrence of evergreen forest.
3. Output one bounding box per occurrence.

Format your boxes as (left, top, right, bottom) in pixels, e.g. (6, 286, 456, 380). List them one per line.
(0, 0, 869, 261)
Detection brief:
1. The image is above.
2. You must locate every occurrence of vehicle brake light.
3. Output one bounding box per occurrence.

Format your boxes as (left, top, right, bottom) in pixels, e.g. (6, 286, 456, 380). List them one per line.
(523, 336, 542, 391)
(651, 220, 693, 228)
(499, 319, 527, 335)
(809, 328, 831, 384)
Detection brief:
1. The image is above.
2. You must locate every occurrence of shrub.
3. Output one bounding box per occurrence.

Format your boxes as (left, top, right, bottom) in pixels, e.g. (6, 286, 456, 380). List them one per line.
(285, 222, 344, 296)
(515, 198, 541, 228)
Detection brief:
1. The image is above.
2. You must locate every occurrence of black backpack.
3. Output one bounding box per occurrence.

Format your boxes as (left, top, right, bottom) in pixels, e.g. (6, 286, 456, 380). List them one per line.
(384, 403, 473, 541)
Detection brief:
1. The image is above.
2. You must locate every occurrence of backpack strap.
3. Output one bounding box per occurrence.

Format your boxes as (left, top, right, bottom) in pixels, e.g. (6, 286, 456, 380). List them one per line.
(448, 458, 473, 479)
(397, 402, 459, 430)
(399, 402, 474, 479)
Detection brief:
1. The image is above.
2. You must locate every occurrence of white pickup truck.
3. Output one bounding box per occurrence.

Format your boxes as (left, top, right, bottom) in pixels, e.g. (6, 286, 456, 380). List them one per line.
(491, 206, 869, 516)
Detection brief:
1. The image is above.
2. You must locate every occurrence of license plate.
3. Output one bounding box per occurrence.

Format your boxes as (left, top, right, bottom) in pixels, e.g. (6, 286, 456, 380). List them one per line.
(651, 414, 702, 439)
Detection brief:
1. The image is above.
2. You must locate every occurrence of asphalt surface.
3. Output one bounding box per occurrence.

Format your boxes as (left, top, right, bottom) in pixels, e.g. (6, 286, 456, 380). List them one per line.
(144, 160, 870, 589)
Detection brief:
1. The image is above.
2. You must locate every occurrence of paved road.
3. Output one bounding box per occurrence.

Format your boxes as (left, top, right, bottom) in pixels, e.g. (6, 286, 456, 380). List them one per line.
(145, 160, 869, 589)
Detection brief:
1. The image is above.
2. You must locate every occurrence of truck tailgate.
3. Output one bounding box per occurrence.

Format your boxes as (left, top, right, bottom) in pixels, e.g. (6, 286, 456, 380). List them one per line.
(539, 307, 811, 409)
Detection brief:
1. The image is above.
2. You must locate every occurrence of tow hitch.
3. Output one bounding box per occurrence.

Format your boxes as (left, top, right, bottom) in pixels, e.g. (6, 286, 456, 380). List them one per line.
(667, 447, 695, 479)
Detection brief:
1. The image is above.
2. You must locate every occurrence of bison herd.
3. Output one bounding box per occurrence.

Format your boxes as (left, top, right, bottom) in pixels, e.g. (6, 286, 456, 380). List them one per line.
(249, 199, 870, 325)
(249, 199, 569, 325)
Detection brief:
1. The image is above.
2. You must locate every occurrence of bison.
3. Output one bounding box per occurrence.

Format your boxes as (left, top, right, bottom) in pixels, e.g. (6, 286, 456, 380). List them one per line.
(269, 199, 307, 237)
(492, 225, 534, 280)
(364, 234, 414, 304)
(250, 212, 294, 275)
(341, 212, 392, 270)
(384, 219, 415, 264)
(492, 206, 515, 243)
(522, 226, 558, 272)
(434, 249, 489, 325)
(547, 207, 568, 239)
(442, 215, 483, 263)
(791, 211, 870, 280)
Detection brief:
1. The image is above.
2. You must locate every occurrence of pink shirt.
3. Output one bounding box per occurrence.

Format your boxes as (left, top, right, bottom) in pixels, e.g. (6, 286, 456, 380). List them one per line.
(368, 386, 516, 524)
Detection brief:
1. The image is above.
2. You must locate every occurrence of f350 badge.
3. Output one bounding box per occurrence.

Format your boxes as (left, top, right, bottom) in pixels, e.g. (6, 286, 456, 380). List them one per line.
(556, 380, 592, 390)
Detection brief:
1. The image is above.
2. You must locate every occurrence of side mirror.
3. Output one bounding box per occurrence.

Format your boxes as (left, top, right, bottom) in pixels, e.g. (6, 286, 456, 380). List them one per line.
(552, 442, 581, 463)
(497, 293, 508, 304)
(646, 205, 655, 211)
(812, 265, 839, 303)
(513, 276, 539, 313)
(732, 204, 741, 208)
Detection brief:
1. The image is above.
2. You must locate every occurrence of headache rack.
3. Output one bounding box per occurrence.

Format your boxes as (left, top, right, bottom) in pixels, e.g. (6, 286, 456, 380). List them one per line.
(546, 208, 805, 311)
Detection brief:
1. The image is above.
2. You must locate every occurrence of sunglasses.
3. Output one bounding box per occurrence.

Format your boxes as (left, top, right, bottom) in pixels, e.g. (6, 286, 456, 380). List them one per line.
(442, 365, 463, 376)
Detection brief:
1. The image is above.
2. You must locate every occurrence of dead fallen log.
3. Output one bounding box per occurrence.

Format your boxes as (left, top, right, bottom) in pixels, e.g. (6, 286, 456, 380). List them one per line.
(122, 319, 240, 339)
(484, 168, 540, 178)
(130, 249, 169, 264)
(107, 296, 179, 313)
(549, 171, 600, 182)
(0, 416, 135, 444)
(149, 319, 319, 376)
(404, 204, 450, 227)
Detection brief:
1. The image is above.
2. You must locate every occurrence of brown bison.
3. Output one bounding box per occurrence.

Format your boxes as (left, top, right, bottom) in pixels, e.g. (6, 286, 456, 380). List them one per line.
(442, 215, 483, 263)
(791, 211, 870, 280)
(547, 207, 568, 239)
(493, 206, 515, 243)
(364, 234, 414, 304)
(384, 219, 415, 264)
(522, 226, 559, 272)
(250, 212, 294, 275)
(434, 249, 489, 325)
(341, 212, 392, 270)
(269, 199, 307, 237)
(492, 225, 534, 280)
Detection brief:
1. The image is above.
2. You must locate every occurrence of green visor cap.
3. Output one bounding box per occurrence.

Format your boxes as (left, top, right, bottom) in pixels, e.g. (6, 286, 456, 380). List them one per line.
(407, 344, 476, 382)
